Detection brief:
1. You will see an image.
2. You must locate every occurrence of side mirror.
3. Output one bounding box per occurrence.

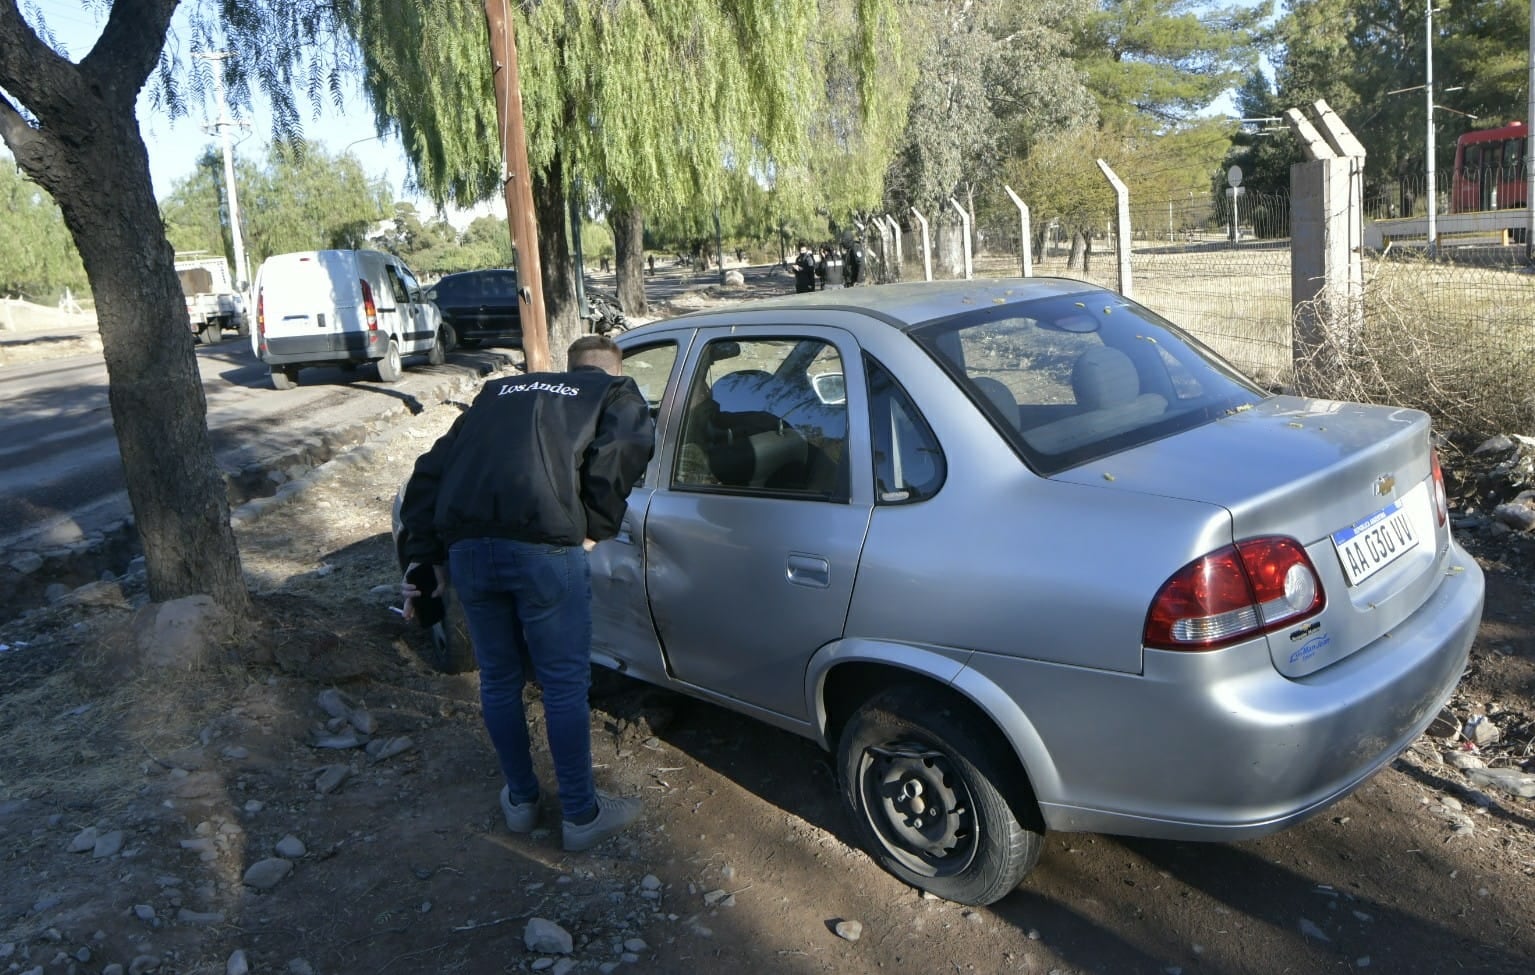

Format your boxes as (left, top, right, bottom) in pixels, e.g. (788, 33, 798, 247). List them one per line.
(811, 371, 846, 406)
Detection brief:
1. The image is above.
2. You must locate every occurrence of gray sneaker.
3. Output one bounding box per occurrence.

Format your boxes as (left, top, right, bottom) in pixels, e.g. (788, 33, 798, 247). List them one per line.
(562, 792, 641, 852)
(500, 786, 539, 833)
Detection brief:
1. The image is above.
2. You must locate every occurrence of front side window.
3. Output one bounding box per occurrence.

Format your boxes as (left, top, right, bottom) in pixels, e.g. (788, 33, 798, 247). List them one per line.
(620, 341, 679, 489)
(622, 341, 679, 412)
(911, 291, 1263, 475)
(673, 337, 849, 500)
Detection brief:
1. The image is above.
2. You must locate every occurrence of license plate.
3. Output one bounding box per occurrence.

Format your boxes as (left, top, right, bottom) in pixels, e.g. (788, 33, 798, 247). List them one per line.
(1331, 487, 1423, 586)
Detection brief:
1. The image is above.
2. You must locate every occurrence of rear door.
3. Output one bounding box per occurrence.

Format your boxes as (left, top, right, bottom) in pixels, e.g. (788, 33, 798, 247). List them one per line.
(641, 325, 874, 721)
(258, 252, 350, 356)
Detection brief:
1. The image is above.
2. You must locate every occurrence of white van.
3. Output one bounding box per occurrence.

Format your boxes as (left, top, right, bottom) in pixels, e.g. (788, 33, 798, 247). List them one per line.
(253, 249, 446, 390)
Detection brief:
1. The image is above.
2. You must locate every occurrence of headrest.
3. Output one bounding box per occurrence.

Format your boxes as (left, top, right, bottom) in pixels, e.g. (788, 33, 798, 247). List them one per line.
(1071, 347, 1139, 410)
(710, 370, 774, 413)
(970, 376, 1017, 426)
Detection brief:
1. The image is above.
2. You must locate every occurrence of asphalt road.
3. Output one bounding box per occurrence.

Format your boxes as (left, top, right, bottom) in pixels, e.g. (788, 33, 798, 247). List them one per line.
(0, 334, 514, 558)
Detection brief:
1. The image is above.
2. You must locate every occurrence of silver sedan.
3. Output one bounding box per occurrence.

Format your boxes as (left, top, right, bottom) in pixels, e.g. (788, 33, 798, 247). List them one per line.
(404, 277, 1485, 906)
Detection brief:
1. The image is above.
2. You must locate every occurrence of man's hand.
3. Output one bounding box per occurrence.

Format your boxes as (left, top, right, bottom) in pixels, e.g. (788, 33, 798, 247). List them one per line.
(581, 538, 597, 552)
(401, 562, 448, 621)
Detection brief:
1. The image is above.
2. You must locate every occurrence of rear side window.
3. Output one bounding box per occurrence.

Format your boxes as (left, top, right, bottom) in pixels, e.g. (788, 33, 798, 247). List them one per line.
(866, 355, 944, 503)
(911, 291, 1262, 475)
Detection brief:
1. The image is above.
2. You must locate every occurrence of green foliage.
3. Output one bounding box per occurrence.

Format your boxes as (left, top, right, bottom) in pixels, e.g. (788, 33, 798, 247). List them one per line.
(1075, 0, 1262, 125)
(884, 0, 1094, 215)
(0, 157, 89, 302)
(341, 1, 900, 224)
(243, 143, 392, 262)
(1272, 0, 1531, 183)
(158, 141, 391, 269)
(1221, 70, 1300, 214)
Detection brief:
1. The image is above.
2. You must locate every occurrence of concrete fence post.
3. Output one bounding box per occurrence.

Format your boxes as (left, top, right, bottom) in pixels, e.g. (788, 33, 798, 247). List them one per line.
(1003, 185, 1034, 277)
(1095, 159, 1133, 297)
(1285, 99, 1365, 373)
(911, 207, 933, 281)
(948, 197, 973, 280)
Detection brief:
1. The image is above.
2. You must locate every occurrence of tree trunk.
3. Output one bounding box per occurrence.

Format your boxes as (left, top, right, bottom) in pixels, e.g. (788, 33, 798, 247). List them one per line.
(610, 202, 648, 316)
(1068, 229, 1087, 270)
(0, 3, 250, 617)
(533, 162, 586, 367)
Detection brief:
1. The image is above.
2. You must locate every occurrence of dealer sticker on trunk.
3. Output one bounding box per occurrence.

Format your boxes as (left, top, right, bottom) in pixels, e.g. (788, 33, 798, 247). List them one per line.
(1331, 483, 1424, 586)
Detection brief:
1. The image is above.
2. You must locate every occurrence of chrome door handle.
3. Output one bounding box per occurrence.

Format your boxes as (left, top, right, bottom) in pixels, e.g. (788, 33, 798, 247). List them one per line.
(786, 554, 830, 588)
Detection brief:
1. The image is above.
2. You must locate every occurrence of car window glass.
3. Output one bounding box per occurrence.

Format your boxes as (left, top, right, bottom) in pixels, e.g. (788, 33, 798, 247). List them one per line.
(674, 336, 850, 501)
(398, 266, 421, 295)
(622, 341, 680, 490)
(912, 292, 1262, 475)
(866, 355, 944, 503)
(384, 265, 410, 304)
(622, 342, 679, 412)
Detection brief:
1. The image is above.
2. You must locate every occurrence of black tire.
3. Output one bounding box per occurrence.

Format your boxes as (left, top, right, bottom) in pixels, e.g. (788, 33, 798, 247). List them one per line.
(440, 323, 458, 353)
(376, 339, 403, 382)
(203, 323, 223, 345)
(426, 586, 477, 674)
(427, 328, 447, 366)
(236, 317, 250, 337)
(270, 367, 298, 390)
(837, 684, 1043, 905)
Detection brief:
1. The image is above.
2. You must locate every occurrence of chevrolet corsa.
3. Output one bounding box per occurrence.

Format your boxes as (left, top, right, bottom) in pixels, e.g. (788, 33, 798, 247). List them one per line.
(396, 278, 1484, 906)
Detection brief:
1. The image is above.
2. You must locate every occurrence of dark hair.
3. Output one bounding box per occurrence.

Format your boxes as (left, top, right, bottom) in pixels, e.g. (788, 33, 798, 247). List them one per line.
(568, 334, 622, 370)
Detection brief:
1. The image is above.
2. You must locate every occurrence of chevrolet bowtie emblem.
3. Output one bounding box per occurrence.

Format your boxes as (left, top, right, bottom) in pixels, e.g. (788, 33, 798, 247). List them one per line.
(1374, 474, 1396, 497)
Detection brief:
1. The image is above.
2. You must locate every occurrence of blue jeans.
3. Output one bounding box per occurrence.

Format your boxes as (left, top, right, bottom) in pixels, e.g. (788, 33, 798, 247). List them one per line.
(449, 538, 595, 821)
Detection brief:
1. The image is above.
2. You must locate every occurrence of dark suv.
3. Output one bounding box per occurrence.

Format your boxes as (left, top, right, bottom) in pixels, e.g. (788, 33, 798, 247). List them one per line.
(426, 269, 522, 347)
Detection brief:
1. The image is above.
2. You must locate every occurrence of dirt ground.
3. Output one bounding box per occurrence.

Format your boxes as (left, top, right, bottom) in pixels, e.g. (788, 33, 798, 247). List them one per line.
(3, 281, 1535, 975)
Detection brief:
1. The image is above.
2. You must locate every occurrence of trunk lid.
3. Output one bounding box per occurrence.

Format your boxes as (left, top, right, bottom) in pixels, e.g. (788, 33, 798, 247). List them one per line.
(1054, 396, 1449, 678)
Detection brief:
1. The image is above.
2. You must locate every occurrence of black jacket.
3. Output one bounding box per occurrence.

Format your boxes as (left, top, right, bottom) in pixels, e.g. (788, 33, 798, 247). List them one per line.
(400, 365, 654, 563)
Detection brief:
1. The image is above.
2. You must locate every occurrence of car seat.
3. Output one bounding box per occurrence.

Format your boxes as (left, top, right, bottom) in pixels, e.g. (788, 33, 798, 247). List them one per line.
(1022, 347, 1169, 454)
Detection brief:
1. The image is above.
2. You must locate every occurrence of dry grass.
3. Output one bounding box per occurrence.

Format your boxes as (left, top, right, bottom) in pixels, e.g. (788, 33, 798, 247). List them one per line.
(1291, 258, 1535, 440)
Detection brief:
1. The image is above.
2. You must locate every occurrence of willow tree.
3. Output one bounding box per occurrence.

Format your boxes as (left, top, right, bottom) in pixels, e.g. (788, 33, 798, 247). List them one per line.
(344, 0, 906, 331)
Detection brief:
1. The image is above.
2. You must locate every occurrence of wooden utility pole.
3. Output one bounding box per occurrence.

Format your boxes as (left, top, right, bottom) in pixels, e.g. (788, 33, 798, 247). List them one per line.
(484, 0, 550, 372)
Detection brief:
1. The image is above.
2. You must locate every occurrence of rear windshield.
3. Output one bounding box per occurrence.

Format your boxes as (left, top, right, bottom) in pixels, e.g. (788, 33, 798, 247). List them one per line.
(909, 291, 1264, 475)
(429, 270, 518, 302)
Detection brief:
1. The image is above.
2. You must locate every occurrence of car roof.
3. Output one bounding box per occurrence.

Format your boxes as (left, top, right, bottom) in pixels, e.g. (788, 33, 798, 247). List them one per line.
(624, 276, 1102, 337)
(439, 268, 517, 280)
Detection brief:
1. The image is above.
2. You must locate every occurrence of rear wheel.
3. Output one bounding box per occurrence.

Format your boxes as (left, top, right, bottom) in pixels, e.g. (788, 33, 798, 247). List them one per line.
(376, 340, 403, 382)
(270, 367, 299, 390)
(427, 328, 447, 366)
(203, 323, 223, 346)
(837, 684, 1043, 905)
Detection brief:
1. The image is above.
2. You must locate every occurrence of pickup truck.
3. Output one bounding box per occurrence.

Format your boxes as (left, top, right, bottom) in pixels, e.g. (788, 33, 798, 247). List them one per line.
(175, 256, 248, 345)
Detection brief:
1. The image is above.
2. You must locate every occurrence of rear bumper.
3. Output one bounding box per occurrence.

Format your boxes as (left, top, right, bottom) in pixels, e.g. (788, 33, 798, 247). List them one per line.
(260, 329, 388, 366)
(440, 312, 520, 345)
(968, 541, 1484, 840)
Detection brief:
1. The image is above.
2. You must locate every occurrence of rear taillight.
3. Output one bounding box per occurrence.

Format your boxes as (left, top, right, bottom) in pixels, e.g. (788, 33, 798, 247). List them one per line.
(1430, 449, 1448, 527)
(1145, 536, 1325, 651)
(256, 290, 265, 336)
(361, 279, 378, 330)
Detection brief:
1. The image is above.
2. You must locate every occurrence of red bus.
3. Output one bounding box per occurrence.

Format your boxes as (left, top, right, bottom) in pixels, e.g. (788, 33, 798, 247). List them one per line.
(1450, 121, 1526, 213)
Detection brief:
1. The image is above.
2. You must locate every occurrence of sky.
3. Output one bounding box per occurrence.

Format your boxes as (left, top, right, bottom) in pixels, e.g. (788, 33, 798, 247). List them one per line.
(16, 1, 1270, 222)
(21, 0, 502, 226)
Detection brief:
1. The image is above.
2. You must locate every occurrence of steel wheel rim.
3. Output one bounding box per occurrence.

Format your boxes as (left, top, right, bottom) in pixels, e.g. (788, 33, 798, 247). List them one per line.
(857, 738, 977, 877)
